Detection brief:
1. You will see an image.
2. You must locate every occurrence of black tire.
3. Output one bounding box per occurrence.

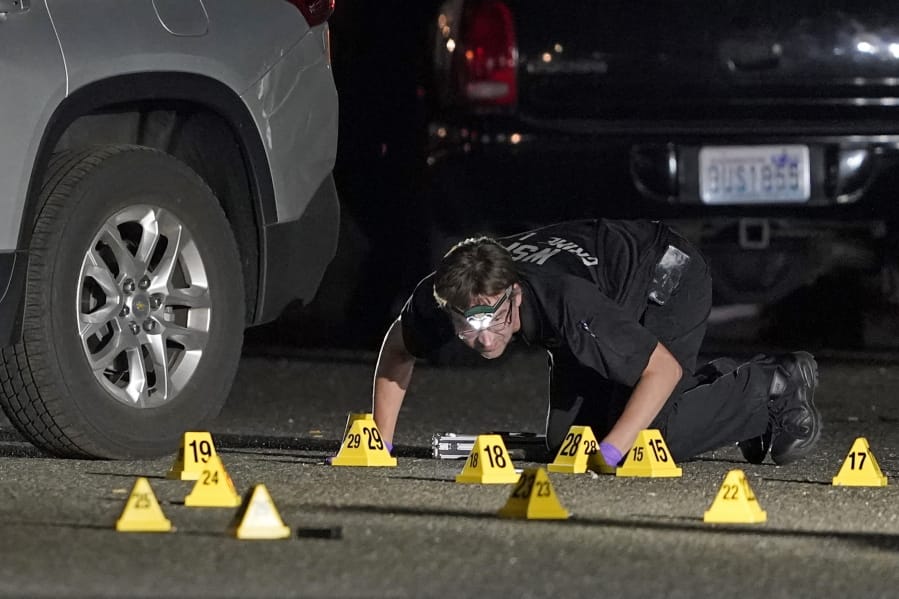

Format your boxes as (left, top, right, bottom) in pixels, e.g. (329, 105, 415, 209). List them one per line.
(0, 145, 245, 458)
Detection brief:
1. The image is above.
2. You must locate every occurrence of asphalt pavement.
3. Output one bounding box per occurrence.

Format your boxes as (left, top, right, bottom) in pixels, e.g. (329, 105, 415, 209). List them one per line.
(2, 341, 899, 598)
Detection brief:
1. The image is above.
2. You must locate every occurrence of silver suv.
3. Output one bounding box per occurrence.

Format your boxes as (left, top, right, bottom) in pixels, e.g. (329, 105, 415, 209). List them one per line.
(0, 0, 339, 458)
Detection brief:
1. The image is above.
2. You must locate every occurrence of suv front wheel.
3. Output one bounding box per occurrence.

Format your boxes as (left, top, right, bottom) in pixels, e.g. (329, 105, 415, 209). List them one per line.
(0, 145, 245, 458)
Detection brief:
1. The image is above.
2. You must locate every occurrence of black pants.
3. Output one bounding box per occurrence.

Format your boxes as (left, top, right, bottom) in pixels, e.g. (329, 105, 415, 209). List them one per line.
(545, 239, 772, 462)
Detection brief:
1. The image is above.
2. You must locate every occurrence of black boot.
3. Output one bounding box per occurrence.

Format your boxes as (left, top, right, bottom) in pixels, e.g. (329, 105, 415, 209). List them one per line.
(738, 352, 821, 464)
(768, 352, 822, 465)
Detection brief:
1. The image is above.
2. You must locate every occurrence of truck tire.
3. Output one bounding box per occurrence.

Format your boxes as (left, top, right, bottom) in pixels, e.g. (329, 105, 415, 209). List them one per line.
(0, 145, 245, 458)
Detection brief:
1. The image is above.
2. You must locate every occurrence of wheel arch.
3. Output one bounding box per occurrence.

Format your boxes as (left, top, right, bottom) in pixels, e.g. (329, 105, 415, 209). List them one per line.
(21, 72, 275, 325)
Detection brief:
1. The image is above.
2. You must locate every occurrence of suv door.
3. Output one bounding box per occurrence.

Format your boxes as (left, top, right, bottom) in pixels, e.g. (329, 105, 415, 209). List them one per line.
(0, 0, 65, 249)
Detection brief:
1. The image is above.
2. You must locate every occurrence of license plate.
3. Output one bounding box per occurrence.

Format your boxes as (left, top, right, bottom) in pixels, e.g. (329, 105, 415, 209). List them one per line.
(699, 145, 810, 204)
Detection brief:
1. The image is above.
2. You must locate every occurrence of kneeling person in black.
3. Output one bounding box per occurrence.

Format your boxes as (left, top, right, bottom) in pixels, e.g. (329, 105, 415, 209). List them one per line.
(372, 219, 822, 466)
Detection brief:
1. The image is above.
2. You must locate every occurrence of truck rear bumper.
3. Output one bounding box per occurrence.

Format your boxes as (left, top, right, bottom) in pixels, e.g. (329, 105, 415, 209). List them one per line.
(425, 125, 896, 304)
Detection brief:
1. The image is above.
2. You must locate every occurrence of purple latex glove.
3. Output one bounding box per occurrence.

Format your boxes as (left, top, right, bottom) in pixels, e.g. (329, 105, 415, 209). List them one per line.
(599, 441, 623, 467)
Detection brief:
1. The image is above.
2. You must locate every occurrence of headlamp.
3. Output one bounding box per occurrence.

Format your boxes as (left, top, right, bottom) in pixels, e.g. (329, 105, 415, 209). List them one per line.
(451, 286, 512, 331)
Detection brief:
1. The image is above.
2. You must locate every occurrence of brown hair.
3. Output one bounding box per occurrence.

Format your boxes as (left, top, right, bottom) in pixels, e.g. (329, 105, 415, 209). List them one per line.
(433, 237, 519, 310)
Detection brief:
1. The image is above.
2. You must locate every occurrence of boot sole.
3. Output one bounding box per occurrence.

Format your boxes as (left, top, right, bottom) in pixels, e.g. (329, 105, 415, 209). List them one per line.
(772, 352, 822, 465)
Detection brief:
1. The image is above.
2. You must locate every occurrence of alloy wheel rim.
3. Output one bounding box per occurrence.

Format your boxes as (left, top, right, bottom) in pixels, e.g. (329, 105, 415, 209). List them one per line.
(76, 205, 211, 408)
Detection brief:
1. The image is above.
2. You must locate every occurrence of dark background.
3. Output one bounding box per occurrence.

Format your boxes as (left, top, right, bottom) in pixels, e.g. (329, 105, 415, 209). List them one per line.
(248, 2, 439, 351)
(246, 2, 895, 355)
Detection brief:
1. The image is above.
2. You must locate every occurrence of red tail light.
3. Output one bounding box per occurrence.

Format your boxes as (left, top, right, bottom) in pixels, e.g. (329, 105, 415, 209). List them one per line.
(287, 0, 335, 27)
(458, 1, 518, 106)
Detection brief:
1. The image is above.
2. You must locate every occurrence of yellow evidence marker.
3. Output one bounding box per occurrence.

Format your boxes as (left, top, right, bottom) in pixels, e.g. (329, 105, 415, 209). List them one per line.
(548, 425, 599, 474)
(166, 431, 218, 481)
(832, 437, 888, 487)
(331, 419, 397, 467)
(342, 412, 374, 439)
(498, 467, 569, 520)
(455, 434, 520, 484)
(704, 469, 767, 524)
(116, 477, 173, 533)
(615, 429, 682, 478)
(185, 455, 242, 508)
(229, 484, 291, 540)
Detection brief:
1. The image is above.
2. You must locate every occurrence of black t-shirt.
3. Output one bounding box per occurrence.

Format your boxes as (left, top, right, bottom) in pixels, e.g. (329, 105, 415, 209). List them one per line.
(400, 219, 672, 387)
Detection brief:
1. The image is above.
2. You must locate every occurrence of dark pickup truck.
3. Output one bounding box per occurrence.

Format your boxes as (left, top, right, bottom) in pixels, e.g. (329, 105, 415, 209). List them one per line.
(421, 0, 899, 309)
